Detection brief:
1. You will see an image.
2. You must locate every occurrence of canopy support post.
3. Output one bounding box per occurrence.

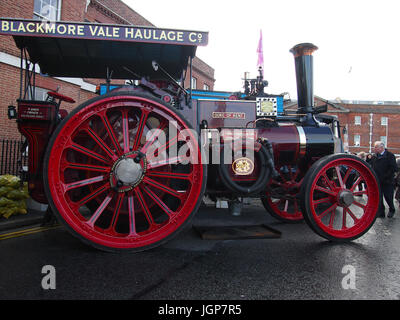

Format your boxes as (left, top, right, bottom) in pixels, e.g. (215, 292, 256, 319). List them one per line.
(19, 48, 36, 100)
(106, 67, 113, 94)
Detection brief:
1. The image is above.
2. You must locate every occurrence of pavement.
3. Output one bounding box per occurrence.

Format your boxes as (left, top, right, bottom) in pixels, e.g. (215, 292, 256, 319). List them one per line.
(0, 208, 45, 233)
(2, 198, 400, 300)
(1, 197, 399, 233)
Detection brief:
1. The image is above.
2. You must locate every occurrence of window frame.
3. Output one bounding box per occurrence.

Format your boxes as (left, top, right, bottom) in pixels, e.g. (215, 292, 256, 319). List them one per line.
(27, 86, 50, 101)
(354, 134, 360, 147)
(33, 0, 62, 21)
(191, 77, 197, 90)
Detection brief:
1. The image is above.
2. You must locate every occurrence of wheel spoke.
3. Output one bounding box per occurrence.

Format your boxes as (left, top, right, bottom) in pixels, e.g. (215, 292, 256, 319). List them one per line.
(315, 185, 337, 197)
(141, 185, 174, 216)
(353, 190, 367, 196)
(147, 170, 191, 180)
(352, 200, 366, 210)
(64, 175, 106, 191)
(335, 166, 344, 188)
(100, 113, 123, 156)
(328, 207, 336, 228)
(283, 200, 289, 212)
(313, 197, 331, 205)
(108, 193, 125, 233)
(132, 109, 150, 151)
(78, 182, 110, 205)
(342, 167, 352, 187)
(143, 176, 183, 198)
(350, 176, 363, 192)
(134, 187, 155, 228)
(121, 109, 130, 153)
(318, 203, 337, 219)
(69, 143, 110, 164)
(127, 195, 137, 236)
(87, 127, 118, 161)
(321, 173, 337, 190)
(342, 208, 347, 229)
(86, 193, 113, 227)
(66, 162, 110, 173)
(346, 207, 359, 223)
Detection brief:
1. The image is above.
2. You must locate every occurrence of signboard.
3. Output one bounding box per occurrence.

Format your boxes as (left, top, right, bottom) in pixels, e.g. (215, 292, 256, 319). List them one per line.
(212, 112, 246, 119)
(0, 17, 208, 46)
(17, 102, 55, 121)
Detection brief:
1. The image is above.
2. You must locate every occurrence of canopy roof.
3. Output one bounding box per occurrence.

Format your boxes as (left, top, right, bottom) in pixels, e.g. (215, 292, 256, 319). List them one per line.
(0, 18, 208, 80)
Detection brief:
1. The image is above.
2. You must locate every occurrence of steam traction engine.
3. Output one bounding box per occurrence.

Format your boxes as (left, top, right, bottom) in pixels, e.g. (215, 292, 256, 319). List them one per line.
(1, 18, 380, 252)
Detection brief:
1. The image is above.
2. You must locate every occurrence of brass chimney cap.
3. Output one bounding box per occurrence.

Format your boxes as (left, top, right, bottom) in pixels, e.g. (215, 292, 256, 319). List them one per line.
(290, 43, 318, 57)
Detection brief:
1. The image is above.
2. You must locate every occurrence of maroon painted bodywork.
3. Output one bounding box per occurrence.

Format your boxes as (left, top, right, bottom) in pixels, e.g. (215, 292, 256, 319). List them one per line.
(199, 100, 256, 129)
(193, 99, 303, 166)
(17, 100, 58, 203)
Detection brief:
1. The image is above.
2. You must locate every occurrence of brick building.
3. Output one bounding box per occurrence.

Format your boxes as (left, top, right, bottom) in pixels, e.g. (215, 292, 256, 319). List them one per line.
(0, 0, 215, 141)
(285, 96, 400, 156)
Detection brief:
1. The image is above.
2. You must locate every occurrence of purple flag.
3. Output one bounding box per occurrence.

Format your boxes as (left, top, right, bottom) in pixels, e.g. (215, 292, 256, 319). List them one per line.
(257, 29, 264, 76)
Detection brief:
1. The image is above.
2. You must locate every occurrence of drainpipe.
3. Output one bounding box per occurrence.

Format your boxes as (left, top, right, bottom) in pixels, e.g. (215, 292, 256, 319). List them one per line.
(369, 113, 373, 153)
(386, 117, 388, 148)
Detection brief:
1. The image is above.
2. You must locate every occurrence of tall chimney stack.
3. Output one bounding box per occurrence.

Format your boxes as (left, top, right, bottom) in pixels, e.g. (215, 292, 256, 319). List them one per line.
(290, 43, 318, 126)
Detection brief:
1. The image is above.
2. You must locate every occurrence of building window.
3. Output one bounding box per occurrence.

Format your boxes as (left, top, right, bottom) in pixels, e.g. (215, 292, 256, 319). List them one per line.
(28, 87, 51, 101)
(354, 135, 360, 146)
(191, 77, 197, 89)
(381, 117, 388, 126)
(203, 84, 210, 91)
(354, 116, 361, 125)
(380, 136, 387, 146)
(34, 0, 62, 21)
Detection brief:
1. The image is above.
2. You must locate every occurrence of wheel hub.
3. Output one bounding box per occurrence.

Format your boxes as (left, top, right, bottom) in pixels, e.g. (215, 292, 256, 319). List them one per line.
(337, 190, 354, 207)
(110, 151, 147, 192)
(115, 158, 143, 185)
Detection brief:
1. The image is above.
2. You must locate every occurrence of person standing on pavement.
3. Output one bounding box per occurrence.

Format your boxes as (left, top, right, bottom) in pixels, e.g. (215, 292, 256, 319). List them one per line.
(394, 158, 400, 208)
(370, 141, 398, 218)
(366, 153, 373, 164)
(357, 152, 367, 191)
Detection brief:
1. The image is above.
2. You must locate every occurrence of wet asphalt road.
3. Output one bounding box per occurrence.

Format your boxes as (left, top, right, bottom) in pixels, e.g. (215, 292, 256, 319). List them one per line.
(1, 199, 400, 301)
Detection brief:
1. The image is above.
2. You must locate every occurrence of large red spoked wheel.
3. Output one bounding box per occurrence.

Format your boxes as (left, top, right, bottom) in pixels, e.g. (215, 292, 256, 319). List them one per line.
(262, 165, 304, 223)
(44, 91, 206, 252)
(300, 154, 380, 241)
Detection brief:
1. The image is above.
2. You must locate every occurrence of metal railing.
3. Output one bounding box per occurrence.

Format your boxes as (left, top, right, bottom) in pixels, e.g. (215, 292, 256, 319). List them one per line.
(0, 138, 27, 177)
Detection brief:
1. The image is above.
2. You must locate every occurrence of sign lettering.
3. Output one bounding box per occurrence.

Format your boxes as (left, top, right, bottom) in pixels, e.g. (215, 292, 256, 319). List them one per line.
(0, 18, 208, 46)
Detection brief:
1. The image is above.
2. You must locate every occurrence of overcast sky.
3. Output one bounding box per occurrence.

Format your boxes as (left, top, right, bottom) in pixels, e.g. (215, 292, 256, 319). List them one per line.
(124, 0, 400, 102)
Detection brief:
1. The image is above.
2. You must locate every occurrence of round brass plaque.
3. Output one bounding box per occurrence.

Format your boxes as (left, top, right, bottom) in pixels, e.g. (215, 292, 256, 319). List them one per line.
(232, 157, 255, 175)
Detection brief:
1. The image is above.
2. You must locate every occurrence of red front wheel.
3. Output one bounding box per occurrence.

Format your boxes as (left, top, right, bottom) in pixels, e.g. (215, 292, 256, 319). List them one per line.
(44, 91, 206, 252)
(300, 154, 380, 241)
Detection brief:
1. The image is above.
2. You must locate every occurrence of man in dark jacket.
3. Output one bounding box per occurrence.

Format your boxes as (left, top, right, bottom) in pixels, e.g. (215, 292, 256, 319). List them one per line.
(371, 141, 398, 218)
